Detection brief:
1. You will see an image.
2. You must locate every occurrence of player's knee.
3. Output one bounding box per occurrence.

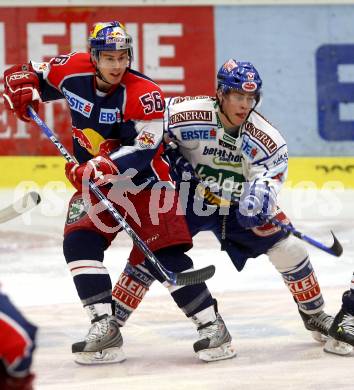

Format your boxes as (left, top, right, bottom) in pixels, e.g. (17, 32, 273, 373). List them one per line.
(63, 230, 107, 262)
(267, 235, 308, 272)
(156, 246, 193, 272)
(144, 245, 193, 281)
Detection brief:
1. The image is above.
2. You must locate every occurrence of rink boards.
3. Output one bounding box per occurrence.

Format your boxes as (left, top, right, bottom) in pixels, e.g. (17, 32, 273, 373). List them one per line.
(1, 156, 353, 188)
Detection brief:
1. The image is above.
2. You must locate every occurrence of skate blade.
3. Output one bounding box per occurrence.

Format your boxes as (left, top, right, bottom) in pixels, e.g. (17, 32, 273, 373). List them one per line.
(324, 337, 353, 356)
(311, 331, 328, 343)
(74, 347, 126, 365)
(197, 342, 237, 362)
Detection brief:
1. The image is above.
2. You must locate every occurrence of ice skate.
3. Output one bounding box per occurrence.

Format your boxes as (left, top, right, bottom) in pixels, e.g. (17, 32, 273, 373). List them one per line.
(324, 308, 354, 356)
(72, 314, 125, 364)
(298, 309, 333, 343)
(192, 301, 236, 362)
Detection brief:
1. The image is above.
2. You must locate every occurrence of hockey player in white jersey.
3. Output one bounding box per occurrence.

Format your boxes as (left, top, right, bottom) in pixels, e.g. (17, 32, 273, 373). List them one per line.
(112, 59, 334, 361)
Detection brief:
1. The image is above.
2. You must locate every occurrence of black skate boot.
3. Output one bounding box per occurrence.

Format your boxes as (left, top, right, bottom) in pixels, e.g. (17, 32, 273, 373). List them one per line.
(324, 291, 354, 355)
(298, 309, 333, 342)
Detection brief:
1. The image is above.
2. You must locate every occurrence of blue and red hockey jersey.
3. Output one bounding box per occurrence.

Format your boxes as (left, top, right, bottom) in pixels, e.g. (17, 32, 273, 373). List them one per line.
(32, 52, 172, 185)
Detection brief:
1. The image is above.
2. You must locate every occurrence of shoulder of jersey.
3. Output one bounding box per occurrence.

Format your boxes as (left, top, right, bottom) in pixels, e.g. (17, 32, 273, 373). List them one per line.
(122, 68, 164, 120)
(47, 52, 95, 89)
(243, 111, 286, 154)
(168, 96, 215, 115)
(168, 95, 214, 109)
(246, 111, 284, 138)
(167, 96, 215, 126)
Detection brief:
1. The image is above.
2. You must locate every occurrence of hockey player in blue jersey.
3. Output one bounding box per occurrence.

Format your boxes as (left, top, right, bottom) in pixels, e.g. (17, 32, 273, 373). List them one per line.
(112, 59, 335, 358)
(3, 22, 236, 364)
(0, 291, 36, 390)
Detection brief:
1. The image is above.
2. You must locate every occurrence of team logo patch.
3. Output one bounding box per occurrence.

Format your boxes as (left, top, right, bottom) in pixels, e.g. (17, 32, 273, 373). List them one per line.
(223, 59, 238, 72)
(31, 61, 50, 76)
(63, 87, 94, 118)
(181, 128, 216, 140)
(169, 110, 212, 125)
(66, 198, 88, 225)
(137, 131, 156, 148)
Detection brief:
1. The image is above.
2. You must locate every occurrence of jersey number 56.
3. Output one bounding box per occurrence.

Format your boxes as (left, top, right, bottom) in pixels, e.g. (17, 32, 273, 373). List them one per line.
(139, 91, 164, 114)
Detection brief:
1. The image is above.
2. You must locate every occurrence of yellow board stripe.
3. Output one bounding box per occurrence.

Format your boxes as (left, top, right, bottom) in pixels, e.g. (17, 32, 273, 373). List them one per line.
(0, 157, 70, 188)
(0, 156, 354, 188)
(286, 157, 354, 189)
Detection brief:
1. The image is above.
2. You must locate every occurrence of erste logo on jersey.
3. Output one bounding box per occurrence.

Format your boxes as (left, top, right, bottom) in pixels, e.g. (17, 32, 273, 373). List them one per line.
(63, 87, 93, 118)
(99, 108, 122, 124)
(241, 135, 259, 160)
(181, 128, 217, 141)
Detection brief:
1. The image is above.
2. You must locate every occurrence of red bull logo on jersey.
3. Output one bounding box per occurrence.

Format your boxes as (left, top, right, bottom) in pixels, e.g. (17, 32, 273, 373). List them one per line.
(137, 131, 156, 148)
(99, 108, 122, 124)
(72, 127, 106, 156)
(63, 87, 94, 118)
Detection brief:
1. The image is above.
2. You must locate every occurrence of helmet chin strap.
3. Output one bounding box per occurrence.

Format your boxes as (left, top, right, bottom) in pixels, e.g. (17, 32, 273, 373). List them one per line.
(95, 68, 116, 87)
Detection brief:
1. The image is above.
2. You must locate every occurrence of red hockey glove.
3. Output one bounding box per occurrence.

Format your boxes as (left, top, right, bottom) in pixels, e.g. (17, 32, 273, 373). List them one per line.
(3, 64, 40, 122)
(65, 155, 119, 191)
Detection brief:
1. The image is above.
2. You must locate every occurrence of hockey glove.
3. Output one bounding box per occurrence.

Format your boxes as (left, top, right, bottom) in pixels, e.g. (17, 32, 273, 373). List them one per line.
(65, 155, 118, 191)
(235, 181, 277, 228)
(164, 145, 195, 181)
(3, 64, 40, 122)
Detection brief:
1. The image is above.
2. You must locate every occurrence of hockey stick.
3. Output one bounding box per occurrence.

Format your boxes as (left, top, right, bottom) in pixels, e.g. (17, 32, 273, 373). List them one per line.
(194, 177, 343, 257)
(27, 106, 215, 286)
(0, 191, 41, 224)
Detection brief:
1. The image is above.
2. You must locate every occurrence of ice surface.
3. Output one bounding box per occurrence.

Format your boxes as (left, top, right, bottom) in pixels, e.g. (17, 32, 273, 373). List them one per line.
(0, 188, 353, 389)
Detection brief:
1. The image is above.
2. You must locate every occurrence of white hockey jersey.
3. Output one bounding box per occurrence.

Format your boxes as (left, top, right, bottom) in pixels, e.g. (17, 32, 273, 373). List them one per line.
(165, 96, 288, 201)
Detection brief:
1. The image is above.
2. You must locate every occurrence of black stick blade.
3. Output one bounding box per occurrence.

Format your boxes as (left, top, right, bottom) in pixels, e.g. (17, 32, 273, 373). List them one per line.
(175, 265, 216, 286)
(330, 231, 343, 257)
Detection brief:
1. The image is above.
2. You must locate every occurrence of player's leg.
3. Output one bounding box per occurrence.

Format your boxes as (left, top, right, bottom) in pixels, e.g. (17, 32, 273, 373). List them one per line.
(112, 246, 236, 362)
(63, 193, 124, 364)
(223, 209, 333, 342)
(324, 273, 354, 355)
(146, 245, 236, 362)
(112, 191, 235, 361)
(267, 235, 333, 341)
(0, 292, 37, 387)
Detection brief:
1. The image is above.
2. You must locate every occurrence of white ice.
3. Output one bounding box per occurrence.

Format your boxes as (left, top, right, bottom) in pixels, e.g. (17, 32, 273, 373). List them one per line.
(0, 188, 353, 389)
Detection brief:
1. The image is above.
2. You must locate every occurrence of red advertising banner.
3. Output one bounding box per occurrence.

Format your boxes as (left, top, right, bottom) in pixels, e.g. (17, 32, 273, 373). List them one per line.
(0, 7, 215, 155)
